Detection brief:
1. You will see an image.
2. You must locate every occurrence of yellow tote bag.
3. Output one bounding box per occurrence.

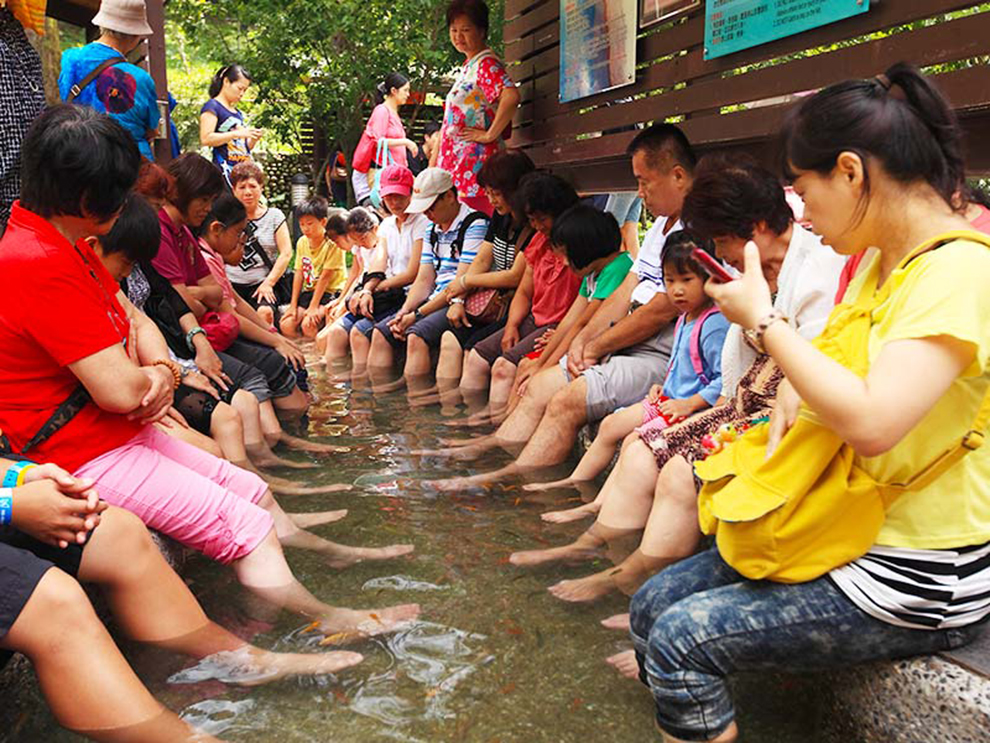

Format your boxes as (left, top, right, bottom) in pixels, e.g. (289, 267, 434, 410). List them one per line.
(696, 231, 990, 583)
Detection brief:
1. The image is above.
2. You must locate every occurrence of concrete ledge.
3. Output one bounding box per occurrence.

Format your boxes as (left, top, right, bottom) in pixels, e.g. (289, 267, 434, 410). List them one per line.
(818, 648, 990, 742)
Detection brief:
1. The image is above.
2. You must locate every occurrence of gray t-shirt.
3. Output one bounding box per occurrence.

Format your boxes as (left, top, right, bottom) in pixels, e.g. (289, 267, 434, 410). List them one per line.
(225, 206, 287, 286)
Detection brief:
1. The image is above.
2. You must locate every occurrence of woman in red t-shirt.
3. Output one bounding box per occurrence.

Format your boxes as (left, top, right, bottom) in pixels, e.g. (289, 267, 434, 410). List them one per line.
(0, 105, 420, 643)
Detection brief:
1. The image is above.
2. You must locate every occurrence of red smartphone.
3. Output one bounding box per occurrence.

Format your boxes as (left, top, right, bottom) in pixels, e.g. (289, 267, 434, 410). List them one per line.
(691, 248, 735, 283)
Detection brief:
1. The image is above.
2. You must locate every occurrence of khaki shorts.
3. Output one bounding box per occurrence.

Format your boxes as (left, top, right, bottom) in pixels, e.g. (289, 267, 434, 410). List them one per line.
(561, 324, 674, 422)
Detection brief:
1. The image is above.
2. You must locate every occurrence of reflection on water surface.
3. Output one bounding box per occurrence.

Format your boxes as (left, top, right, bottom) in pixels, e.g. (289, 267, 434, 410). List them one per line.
(13, 363, 817, 742)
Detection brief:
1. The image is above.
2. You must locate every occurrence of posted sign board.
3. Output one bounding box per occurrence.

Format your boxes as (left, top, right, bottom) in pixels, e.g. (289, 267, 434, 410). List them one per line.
(704, 0, 871, 60)
(560, 0, 638, 102)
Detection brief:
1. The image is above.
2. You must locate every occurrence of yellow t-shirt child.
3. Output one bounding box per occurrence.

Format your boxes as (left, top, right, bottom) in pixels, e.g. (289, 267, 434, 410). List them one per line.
(295, 234, 346, 295)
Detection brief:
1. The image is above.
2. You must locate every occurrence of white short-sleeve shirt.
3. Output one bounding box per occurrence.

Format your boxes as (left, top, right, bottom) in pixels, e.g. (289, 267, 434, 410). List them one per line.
(629, 217, 682, 306)
(378, 212, 428, 280)
(719, 223, 845, 397)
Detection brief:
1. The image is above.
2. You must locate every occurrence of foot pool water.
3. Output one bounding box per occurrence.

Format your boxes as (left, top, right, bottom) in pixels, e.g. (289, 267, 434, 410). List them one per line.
(12, 362, 821, 742)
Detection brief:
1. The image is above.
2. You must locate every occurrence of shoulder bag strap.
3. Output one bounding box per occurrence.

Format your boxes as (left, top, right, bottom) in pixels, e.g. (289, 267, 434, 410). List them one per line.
(882, 230, 990, 493)
(66, 56, 126, 103)
(451, 211, 488, 263)
(0, 385, 92, 457)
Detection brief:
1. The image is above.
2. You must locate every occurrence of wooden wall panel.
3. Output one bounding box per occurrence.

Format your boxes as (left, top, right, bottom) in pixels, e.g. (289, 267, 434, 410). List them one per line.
(502, 0, 990, 190)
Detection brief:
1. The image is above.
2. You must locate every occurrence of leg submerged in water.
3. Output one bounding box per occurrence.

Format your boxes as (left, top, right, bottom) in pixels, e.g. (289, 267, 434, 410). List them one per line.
(80, 507, 365, 684)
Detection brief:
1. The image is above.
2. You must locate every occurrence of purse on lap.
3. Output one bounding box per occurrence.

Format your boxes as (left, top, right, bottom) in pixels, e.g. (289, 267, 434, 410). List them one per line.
(465, 288, 510, 324)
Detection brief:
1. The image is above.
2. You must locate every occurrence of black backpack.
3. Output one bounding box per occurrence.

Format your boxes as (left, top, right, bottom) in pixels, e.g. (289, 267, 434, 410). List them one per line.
(429, 211, 488, 273)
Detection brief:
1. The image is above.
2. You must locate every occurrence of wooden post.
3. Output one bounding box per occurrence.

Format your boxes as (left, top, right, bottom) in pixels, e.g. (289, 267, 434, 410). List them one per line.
(144, 0, 171, 163)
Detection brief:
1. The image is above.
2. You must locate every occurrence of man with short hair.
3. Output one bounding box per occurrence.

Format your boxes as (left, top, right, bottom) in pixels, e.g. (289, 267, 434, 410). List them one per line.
(431, 124, 695, 488)
(368, 167, 489, 377)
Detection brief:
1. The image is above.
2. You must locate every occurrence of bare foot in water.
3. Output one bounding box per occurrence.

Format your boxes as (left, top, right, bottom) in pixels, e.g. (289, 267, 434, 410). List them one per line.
(548, 567, 618, 603)
(439, 433, 492, 447)
(174, 646, 365, 686)
(254, 453, 319, 470)
(525, 477, 579, 493)
(269, 481, 354, 497)
(430, 462, 521, 491)
(605, 649, 639, 679)
(280, 433, 351, 454)
(508, 541, 603, 567)
(410, 441, 493, 460)
(289, 510, 348, 528)
(325, 543, 415, 569)
(316, 603, 422, 643)
(601, 613, 631, 631)
(540, 501, 600, 523)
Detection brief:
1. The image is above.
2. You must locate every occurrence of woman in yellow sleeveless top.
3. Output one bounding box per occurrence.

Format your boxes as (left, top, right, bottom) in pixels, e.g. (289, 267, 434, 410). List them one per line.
(629, 62, 990, 743)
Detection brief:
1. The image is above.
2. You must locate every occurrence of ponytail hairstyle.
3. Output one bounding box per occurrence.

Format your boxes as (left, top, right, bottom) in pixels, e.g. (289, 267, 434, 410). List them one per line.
(782, 62, 965, 222)
(209, 64, 252, 99)
(375, 72, 410, 105)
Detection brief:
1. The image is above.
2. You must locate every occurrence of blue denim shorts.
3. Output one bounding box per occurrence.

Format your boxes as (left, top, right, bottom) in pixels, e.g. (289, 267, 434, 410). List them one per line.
(629, 547, 985, 741)
(338, 312, 377, 338)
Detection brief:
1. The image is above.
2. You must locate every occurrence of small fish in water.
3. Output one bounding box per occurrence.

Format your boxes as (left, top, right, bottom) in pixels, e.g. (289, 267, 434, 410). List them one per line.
(369, 612, 382, 623)
(331, 688, 349, 705)
(500, 682, 516, 695)
(570, 697, 584, 711)
(300, 621, 321, 635)
(319, 631, 355, 646)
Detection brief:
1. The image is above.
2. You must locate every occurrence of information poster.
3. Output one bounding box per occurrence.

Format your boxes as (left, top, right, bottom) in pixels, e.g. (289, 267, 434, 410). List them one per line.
(641, 0, 699, 30)
(704, 0, 870, 60)
(560, 0, 638, 103)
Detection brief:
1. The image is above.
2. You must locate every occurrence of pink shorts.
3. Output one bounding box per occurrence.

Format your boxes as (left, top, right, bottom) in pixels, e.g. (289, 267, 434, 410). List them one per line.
(636, 397, 672, 437)
(75, 427, 273, 564)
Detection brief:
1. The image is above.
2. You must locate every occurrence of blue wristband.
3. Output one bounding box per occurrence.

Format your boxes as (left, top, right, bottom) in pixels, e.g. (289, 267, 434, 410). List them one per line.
(0, 488, 12, 526)
(2, 461, 34, 488)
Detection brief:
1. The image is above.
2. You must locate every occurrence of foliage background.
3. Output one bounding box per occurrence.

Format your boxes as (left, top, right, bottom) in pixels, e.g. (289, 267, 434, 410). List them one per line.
(165, 0, 504, 183)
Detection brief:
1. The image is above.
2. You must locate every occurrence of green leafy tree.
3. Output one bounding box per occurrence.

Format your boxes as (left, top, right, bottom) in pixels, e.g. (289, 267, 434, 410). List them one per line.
(166, 0, 504, 184)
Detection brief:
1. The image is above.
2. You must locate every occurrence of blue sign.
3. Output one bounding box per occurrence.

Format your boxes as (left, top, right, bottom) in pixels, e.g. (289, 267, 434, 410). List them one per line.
(704, 0, 871, 60)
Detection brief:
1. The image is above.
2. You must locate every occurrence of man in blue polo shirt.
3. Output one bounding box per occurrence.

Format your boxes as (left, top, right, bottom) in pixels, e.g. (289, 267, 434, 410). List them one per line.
(368, 167, 489, 376)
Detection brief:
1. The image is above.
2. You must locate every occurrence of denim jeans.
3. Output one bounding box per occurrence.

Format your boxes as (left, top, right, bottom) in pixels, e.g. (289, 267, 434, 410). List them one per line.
(629, 547, 983, 741)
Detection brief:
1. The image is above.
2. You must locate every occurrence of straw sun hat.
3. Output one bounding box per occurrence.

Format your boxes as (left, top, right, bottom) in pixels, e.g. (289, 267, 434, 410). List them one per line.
(92, 0, 154, 36)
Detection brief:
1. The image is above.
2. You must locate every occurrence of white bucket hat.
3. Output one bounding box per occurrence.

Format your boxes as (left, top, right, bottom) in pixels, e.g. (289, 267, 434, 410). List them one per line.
(92, 0, 154, 36)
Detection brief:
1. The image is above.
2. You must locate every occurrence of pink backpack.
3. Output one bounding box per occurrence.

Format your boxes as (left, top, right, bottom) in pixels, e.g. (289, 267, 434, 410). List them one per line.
(671, 305, 720, 387)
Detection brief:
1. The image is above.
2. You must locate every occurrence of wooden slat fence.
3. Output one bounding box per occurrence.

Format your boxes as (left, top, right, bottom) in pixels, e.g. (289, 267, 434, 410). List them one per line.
(503, 0, 990, 190)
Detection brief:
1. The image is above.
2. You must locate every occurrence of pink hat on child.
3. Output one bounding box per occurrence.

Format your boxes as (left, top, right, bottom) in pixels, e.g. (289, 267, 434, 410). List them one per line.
(379, 164, 415, 198)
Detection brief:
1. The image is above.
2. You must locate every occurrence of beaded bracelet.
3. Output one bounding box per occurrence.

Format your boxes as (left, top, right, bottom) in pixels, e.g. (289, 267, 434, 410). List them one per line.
(2, 461, 35, 488)
(0, 488, 12, 526)
(152, 358, 183, 390)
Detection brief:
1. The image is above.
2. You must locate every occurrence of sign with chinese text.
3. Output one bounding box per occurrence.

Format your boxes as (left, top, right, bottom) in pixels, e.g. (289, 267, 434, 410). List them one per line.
(560, 0, 638, 102)
(704, 0, 870, 60)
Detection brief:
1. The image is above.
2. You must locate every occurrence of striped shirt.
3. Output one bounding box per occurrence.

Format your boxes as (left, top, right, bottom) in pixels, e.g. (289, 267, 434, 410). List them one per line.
(830, 542, 990, 630)
(487, 212, 523, 272)
(421, 203, 488, 298)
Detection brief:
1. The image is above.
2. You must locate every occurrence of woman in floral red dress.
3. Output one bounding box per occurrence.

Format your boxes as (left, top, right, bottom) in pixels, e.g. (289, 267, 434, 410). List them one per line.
(437, 0, 521, 216)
